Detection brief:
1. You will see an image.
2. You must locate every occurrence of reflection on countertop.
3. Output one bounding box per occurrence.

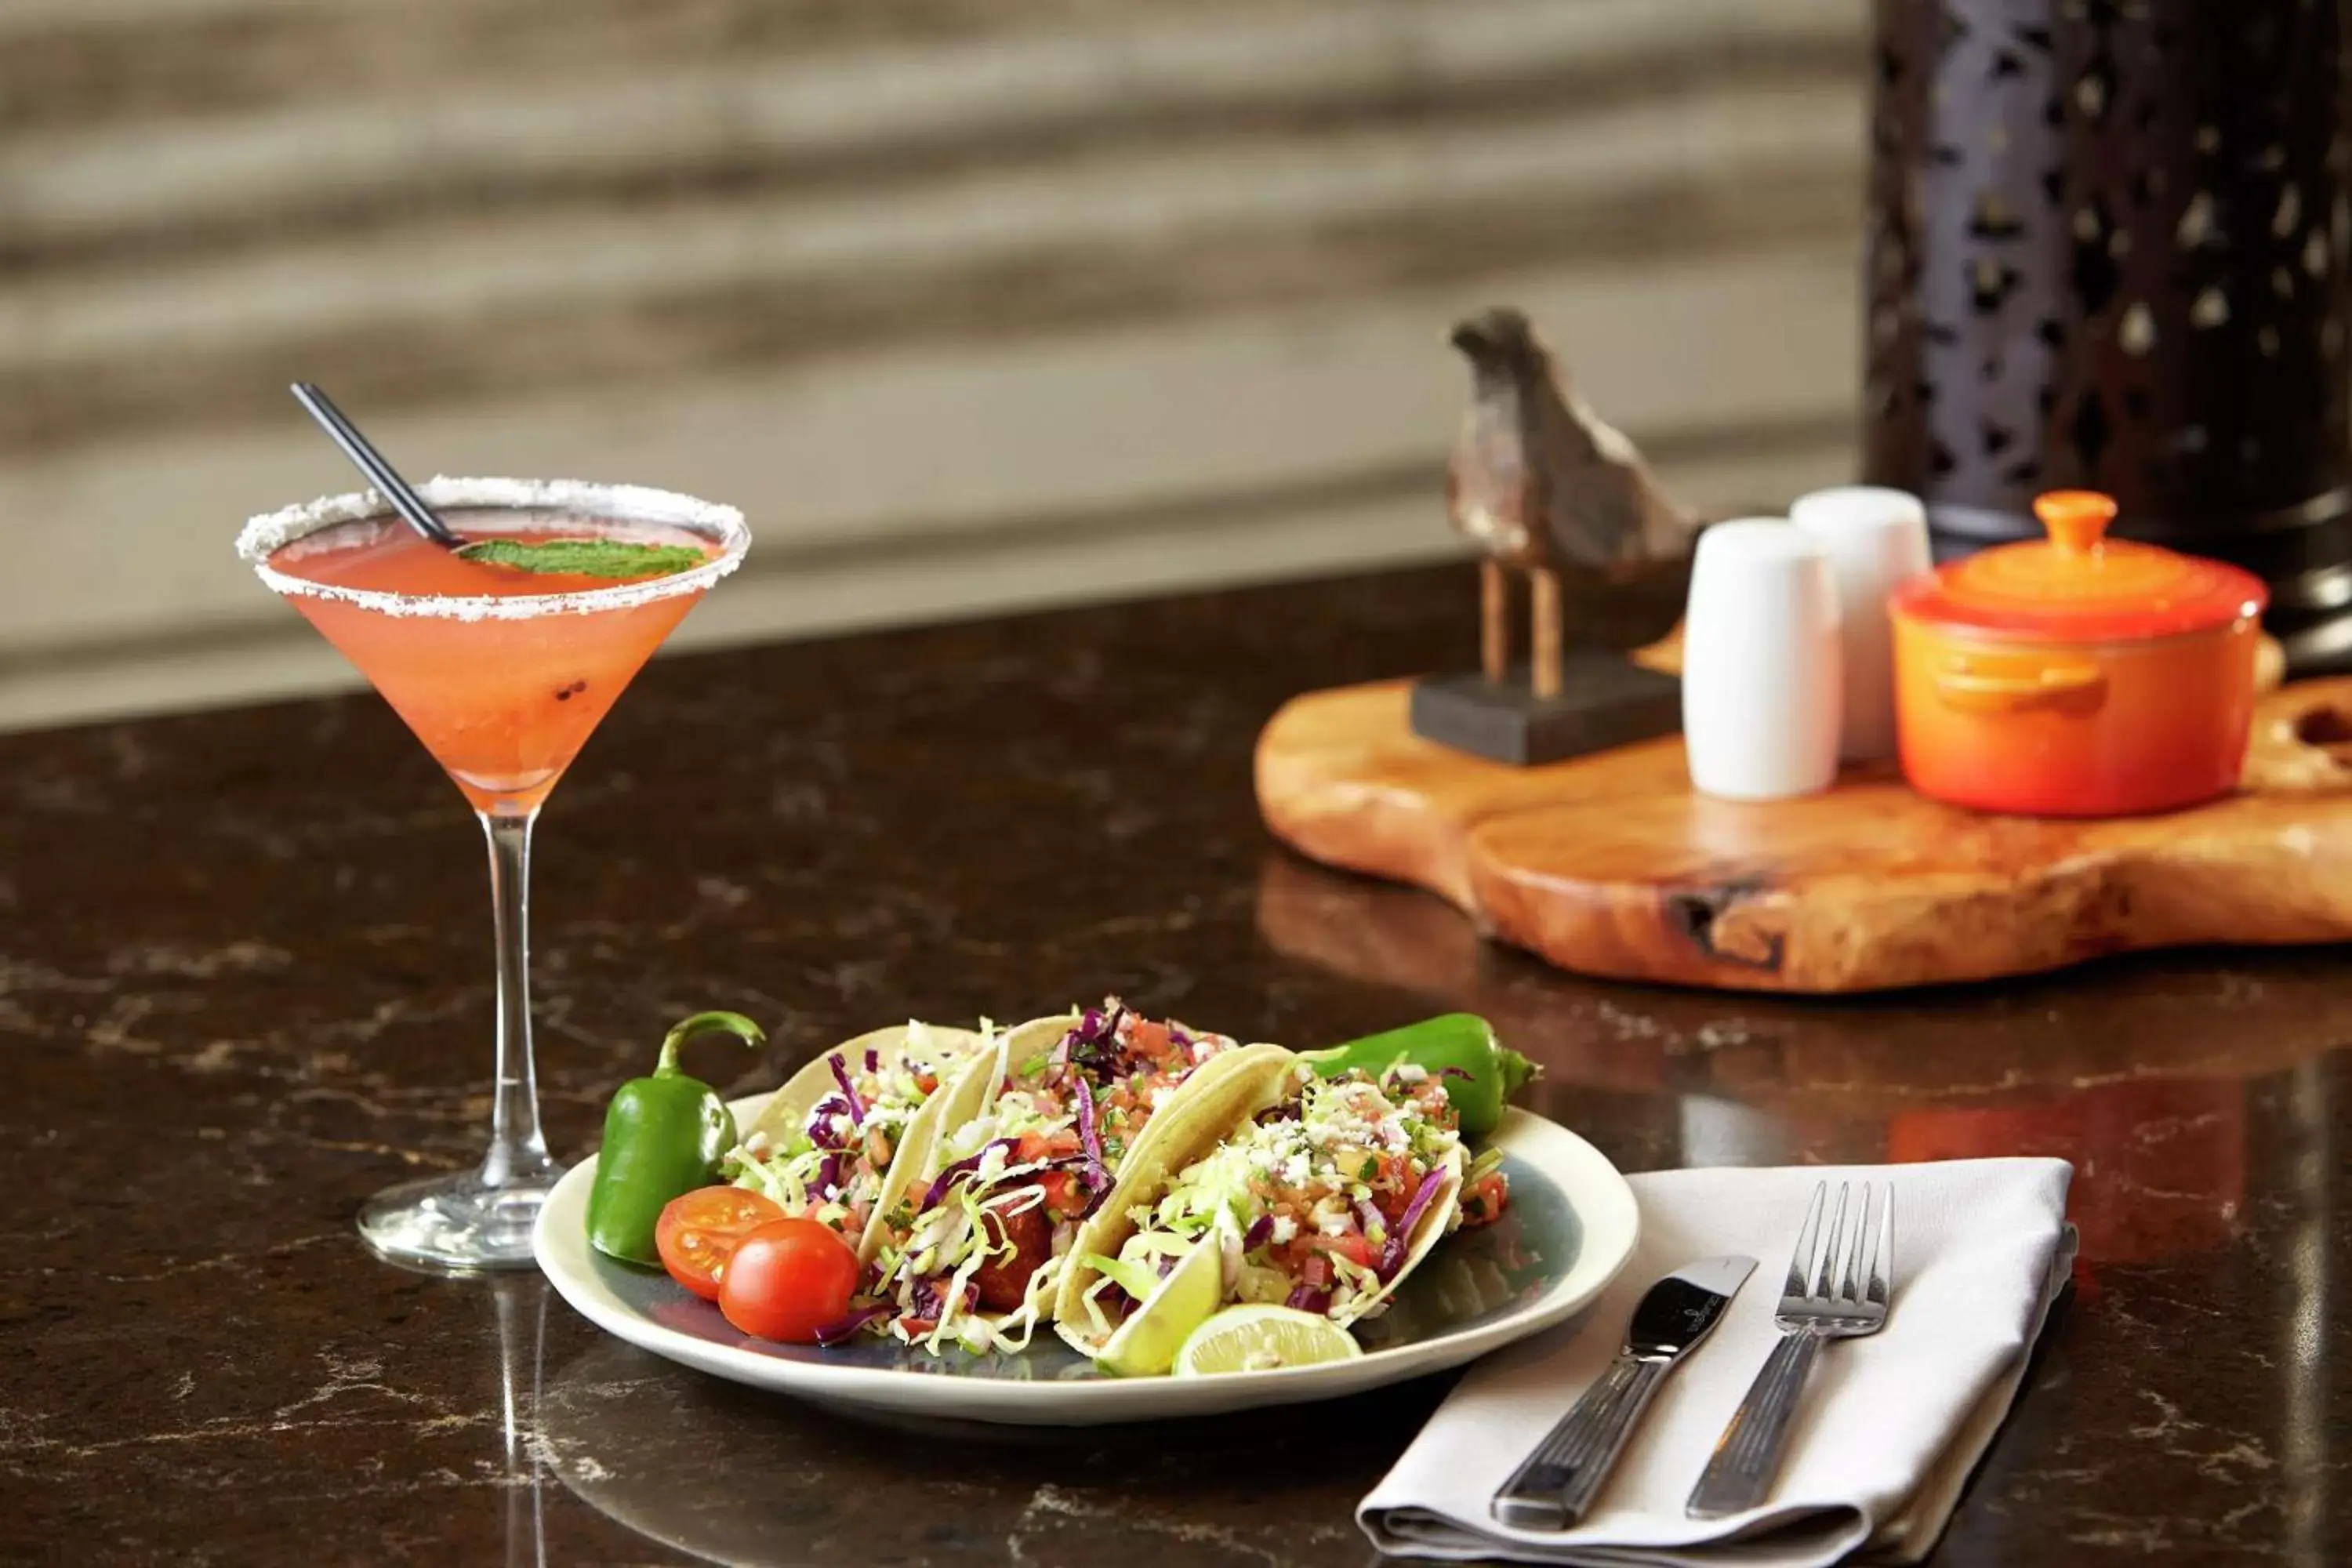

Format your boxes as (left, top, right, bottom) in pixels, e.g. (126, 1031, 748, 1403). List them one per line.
(535, 1333, 1454, 1568)
(1261, 848, 2342, 1269)
(4, 564, 2346, 1565)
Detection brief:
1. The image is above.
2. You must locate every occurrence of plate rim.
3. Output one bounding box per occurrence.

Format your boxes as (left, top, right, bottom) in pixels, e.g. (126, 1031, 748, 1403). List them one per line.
(534, 1097, 1639, 1421)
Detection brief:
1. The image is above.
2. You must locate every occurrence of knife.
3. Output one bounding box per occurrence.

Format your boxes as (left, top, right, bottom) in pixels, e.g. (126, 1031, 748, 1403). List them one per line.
(1490, 1254, 1758, 1530)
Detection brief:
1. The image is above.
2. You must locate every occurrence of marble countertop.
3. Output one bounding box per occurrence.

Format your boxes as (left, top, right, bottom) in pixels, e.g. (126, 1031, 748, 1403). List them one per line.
(5, 563, 2344, 1565)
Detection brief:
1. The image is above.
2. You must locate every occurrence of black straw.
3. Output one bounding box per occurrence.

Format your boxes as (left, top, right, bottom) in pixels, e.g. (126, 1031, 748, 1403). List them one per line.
(289, 383, 464, 548)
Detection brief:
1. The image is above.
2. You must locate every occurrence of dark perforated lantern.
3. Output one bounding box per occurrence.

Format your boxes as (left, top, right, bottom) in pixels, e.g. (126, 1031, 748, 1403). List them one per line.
(1860, 0, 2352, 671)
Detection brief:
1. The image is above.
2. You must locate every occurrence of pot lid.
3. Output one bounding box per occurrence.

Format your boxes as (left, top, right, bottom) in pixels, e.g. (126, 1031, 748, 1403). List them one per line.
(1891, 491, 2267, 641)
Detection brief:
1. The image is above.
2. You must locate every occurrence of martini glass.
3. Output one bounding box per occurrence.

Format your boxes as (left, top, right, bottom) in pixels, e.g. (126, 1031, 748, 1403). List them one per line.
(238, 477, 750, 1271)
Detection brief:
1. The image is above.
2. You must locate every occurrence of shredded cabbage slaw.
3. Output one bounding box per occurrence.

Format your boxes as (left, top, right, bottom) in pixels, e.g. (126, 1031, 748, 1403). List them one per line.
(855, 1000, 1240, 1352)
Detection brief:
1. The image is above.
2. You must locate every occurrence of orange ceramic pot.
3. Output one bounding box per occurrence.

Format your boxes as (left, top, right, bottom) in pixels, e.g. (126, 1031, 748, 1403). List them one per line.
(1889, 491, 2267, 818)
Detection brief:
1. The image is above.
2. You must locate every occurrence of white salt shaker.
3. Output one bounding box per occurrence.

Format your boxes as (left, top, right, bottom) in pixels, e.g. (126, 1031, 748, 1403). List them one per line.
(1789, 486, 1931, 761)
(1681, 519, 1842, 800)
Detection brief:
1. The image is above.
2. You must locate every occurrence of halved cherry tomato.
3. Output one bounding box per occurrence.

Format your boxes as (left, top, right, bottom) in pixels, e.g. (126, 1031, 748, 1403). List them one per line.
(717, 1217, 862, 1343)
(655, 1186, 784, 1301)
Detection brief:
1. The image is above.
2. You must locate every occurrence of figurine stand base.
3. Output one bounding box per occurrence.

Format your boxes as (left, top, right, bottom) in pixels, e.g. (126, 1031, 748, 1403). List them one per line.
(1410, 656, 1681, 767)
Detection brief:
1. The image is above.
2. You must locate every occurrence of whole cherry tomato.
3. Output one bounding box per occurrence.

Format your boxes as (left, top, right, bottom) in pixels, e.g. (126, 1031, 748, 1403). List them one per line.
(717, 1217, 862, 1343)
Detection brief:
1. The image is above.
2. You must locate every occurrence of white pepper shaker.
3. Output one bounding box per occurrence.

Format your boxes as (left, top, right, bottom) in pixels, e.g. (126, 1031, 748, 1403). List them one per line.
(1681, 519, 1842, 800)
(1789, 486, 1932, 762)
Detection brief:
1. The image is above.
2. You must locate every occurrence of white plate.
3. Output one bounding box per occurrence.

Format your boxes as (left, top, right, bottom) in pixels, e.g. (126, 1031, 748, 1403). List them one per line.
(535, 1100, 1639, 1426)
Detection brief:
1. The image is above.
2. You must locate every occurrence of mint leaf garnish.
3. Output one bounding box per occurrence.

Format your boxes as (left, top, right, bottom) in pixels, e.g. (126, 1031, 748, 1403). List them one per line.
(454, 539, 705, 579)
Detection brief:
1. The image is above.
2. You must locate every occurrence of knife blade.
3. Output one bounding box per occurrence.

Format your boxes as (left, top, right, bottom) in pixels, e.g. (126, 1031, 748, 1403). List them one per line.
(1490, 1254, 1757, 1530)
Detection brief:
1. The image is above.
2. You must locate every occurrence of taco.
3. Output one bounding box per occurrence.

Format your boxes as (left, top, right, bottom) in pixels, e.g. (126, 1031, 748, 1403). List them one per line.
(1054, 1054, 1502, 1356)
(722, 1019, 1001, 1264)
(855, 1000, 1288, 1353)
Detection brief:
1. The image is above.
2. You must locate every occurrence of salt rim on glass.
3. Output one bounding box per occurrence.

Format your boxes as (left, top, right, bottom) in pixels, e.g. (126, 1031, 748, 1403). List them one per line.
(237, 476, 749, 621)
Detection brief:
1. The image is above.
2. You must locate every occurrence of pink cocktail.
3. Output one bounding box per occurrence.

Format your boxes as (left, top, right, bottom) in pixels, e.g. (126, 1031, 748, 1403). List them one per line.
(240, 477, 749, 1270)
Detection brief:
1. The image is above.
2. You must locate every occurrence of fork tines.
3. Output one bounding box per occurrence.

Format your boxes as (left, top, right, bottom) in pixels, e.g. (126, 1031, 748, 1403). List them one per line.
(1786, 1180, 1892, 1319)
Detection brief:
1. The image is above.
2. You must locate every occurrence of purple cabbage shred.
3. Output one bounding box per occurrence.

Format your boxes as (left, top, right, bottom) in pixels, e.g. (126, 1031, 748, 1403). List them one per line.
(865, 1047, 880, 1073)
(805, 1096, 851, 1149)
(828, 1054, 866, 1127)
(1378, 1167, 1449, 1279)
(1242, 1213, 1273, 1251)
(812, 1303, 891, 1346)
(1284, 1282, 1334, 1316)
(1072, 1076, 1114, 1213)
(920, 1138, 1018, 1211)
(1062, 999, 1131, 1076)
(812, 1152, 842, 1200)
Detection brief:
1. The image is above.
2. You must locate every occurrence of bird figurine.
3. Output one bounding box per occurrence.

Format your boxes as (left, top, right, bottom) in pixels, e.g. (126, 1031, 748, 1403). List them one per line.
(1446, 307, 1697, 700)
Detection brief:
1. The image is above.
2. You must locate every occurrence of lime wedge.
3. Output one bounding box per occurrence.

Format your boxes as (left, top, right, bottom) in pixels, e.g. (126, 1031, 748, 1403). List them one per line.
(1174, 1304, 1363, 1377)
(1091, 1235, 1223, 1378)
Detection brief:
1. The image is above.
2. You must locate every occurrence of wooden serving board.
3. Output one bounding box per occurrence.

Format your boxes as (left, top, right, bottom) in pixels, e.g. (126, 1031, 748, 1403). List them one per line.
(1256, 663, 2352, 994)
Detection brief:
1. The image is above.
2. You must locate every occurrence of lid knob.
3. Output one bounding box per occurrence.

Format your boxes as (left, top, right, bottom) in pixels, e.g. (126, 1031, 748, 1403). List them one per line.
(2033, 490, 2116, 557)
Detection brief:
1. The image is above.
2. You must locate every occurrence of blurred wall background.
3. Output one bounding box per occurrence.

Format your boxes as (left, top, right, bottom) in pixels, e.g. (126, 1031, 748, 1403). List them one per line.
(0, 0, 1865, 732)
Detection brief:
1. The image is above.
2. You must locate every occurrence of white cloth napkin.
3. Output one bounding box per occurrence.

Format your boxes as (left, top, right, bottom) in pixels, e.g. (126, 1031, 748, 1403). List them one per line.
(1359, 1158, 2075, 1567)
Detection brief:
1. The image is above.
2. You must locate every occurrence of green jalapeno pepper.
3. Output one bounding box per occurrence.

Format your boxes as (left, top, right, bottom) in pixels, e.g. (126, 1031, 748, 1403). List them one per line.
(586, 1011, 767, 1266)
(1300, 1013, 1535, 1139)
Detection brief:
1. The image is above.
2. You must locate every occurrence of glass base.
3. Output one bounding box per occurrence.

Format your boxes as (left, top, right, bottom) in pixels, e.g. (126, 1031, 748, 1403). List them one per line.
(358, 1157, 566, 1274)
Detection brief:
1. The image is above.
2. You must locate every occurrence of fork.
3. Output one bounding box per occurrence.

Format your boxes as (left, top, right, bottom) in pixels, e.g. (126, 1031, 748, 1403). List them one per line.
(1685, 1181, 1893, 1519)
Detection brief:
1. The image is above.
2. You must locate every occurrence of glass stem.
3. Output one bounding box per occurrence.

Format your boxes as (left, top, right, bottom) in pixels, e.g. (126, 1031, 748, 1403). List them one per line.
(478, 808, 550, 1187)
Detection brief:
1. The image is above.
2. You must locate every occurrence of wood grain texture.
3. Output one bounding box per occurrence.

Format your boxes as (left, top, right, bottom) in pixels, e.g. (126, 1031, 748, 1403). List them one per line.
(1256, 671, 2352, 993)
